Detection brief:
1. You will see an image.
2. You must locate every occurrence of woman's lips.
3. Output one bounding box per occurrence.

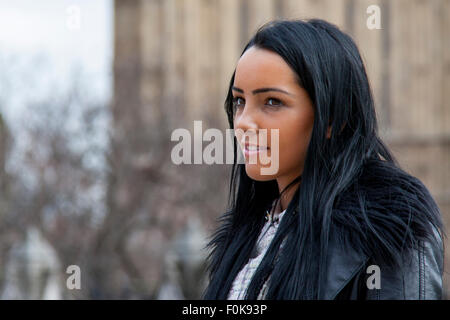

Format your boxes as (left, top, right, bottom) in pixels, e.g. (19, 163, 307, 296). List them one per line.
(243, 144, 270, 158)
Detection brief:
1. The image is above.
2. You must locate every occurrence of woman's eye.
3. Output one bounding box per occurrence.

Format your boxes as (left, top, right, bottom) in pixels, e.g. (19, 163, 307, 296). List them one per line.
(232, 97, 245, 108)
(266, 98, 283, 107)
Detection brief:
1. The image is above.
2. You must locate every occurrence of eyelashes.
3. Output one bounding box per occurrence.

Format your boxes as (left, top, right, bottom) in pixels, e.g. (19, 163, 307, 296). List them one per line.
(232, 96, 284, 111)
(232, 97, 245, 109)
(266, 98, 283, 107)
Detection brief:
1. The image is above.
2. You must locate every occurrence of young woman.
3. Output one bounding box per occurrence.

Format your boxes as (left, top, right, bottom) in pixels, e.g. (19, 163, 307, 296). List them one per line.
(202, 19, 446, 300)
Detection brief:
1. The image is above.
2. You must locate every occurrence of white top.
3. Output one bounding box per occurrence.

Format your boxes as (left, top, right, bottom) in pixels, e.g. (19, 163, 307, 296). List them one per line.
(227, 208, 287, 300)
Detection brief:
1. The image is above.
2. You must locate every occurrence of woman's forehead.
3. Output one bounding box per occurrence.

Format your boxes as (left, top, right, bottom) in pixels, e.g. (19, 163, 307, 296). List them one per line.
(234, 47, 298, 89)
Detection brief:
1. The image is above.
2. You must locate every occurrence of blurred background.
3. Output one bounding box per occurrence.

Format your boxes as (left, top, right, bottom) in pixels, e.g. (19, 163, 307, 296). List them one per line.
(0, 0, 448, 299)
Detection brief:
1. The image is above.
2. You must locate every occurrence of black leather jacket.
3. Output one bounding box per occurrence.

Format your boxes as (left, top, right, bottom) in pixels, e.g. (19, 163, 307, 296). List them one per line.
(203, 160, 445, 300)
(322, 223, 444, 300)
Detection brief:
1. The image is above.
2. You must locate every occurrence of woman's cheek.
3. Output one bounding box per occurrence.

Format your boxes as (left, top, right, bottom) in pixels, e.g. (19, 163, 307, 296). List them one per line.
(278, 139, 294, 175)
(279, 128, 308, 174)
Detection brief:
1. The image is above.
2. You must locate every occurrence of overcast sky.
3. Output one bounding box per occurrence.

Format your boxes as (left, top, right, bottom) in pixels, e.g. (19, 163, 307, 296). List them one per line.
(0, 0, 113, 123)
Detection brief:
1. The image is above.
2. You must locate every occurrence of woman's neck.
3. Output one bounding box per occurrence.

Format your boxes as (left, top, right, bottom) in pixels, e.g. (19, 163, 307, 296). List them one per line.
(275, 181, 300, 213)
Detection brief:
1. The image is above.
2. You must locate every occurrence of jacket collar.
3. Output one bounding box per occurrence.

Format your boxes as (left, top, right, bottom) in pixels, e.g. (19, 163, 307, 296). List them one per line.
(321, 223, 370, 299)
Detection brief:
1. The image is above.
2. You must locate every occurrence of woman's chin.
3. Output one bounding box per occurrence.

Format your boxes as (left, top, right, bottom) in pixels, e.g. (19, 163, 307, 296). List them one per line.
(245, 164, 277, 181)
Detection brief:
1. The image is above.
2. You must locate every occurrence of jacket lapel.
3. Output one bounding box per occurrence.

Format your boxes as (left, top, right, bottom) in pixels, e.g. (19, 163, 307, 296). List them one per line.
(321, 224, 370, 299)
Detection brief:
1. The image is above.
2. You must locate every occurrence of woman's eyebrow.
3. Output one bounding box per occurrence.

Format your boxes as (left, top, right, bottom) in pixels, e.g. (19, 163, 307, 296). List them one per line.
(232, 86, 293, 96)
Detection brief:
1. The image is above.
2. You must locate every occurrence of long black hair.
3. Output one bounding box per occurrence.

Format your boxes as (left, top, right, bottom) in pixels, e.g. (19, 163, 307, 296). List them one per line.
(202, 19, 446, 299)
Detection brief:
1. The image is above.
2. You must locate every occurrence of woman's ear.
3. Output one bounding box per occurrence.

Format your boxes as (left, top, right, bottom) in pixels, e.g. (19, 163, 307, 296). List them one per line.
(327, 122, 347, 139)
(326, 124, 332, 139)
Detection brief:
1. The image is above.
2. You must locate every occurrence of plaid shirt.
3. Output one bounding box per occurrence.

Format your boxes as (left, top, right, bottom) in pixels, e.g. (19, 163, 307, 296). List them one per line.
(227, 208, 287, 300)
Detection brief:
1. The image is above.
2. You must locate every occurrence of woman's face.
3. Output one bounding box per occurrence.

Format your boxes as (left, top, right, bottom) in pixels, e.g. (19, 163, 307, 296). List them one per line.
(232, 46, 315, 190)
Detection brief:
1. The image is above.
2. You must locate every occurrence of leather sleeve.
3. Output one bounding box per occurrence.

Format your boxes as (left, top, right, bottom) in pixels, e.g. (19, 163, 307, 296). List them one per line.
(364, 226, 444, 300)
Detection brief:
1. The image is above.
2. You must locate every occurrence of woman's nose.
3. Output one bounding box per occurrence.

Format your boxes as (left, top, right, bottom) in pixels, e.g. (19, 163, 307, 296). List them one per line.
(234, 104, 259, 131)
(234, 104, 262, 149)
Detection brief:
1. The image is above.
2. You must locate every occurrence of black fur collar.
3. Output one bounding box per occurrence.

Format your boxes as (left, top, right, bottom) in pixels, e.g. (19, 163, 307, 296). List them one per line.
(330, 159, 445, 270)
